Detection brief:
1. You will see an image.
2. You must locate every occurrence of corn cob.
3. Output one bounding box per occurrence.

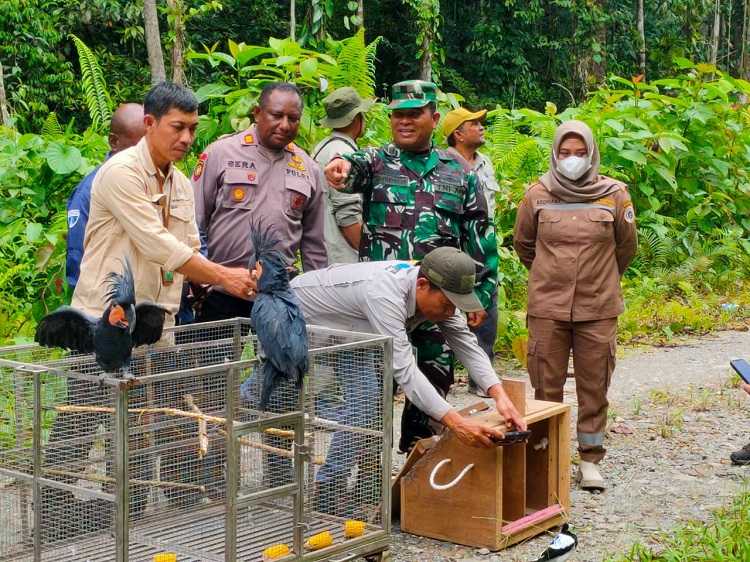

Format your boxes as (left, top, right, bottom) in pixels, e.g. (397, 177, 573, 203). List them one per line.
(304, 530, 334, 550)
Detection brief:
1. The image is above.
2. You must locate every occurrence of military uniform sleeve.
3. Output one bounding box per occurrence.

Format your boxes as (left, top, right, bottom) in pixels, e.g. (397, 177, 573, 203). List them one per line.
(191, 148, 220, 256)
(341, 148, 378, 195)
(300, 164, 330, 271)
(461, 172, 498, 309)
(322, 142, 362, 228)
(614, 188, 637, 275)
(513, 191, 537, 270)
(96, 164, 195, 271)
(438, 312, 501, 394)
(364, 294, 452, 421)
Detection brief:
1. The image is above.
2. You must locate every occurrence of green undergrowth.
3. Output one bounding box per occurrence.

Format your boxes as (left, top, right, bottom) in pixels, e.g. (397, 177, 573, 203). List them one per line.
(495, 278, 750, 365)
(618, 280, 750, 344)
(606, 487, 750, 561)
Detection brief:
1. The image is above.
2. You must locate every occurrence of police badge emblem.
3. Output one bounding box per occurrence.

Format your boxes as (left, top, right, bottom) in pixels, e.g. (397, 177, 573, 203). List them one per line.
(290, 192, 307, 210)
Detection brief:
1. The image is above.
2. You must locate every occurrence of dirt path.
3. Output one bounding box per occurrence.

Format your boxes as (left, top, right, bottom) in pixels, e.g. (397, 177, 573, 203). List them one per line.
(389, 330, 750, 562)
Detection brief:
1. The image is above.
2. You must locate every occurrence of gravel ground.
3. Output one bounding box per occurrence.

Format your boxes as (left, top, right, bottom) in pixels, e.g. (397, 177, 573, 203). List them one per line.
(388, 329, 750, 562)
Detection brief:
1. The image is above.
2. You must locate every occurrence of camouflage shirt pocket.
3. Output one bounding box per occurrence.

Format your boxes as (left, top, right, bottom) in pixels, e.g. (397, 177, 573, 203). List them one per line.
(433, 189, 464, 238)
(368, 179, 412, 229)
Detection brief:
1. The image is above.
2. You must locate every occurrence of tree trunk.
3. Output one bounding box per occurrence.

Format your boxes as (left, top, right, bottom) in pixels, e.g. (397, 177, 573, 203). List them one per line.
(290, 0, 296, 41)
(418, 34, 432, 81)
(167, 0, 185, 85)
(0, 61, 10, 126)
(357, 0, 364, 30)
(711, 0, 721, 66)
(637, 0, 646, 77)
(742, 0, 749, 77)
(726, 0, 733, 71)
(144, 0, 166, 84)
(578, 0, 606, 90)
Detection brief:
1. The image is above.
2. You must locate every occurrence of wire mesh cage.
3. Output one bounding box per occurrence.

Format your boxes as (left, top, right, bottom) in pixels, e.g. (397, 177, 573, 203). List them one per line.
(0, 318, 393, 562)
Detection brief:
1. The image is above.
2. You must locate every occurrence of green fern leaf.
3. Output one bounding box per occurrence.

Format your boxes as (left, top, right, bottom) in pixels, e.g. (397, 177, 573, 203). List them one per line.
(70, 34, 112, 131)
(331, 29, 381, 99)
(41, 112, 63, 137)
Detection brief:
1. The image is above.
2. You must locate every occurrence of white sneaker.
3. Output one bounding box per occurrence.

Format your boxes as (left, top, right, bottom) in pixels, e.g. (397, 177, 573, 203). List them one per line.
(576, 461, 606, 492)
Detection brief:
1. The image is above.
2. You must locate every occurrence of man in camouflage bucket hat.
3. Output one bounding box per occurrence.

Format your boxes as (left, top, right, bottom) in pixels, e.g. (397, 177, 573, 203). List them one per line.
(313, 87, 374, 263)
(325, 80, 499, 453)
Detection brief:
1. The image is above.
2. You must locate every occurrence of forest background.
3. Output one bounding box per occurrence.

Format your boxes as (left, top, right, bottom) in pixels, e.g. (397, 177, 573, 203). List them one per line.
(1, 0, 750, 361)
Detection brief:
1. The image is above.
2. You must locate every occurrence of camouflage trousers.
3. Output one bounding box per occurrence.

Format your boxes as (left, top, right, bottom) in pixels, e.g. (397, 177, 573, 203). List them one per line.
(399, 321, 454, 453)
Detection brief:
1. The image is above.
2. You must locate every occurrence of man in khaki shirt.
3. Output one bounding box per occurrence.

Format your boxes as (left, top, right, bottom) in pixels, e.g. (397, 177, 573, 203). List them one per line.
(312, 87, 373, 263)
(55, 83, 255, 525)
(73, 82, 254, 325)
(443, 107, 501, 397)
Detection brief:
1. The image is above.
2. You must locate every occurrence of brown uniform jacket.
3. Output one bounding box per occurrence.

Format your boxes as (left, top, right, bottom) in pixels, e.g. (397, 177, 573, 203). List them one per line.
(192, 126, 328, 274)
(72, 138, 200, 324)
(513, 181, 637, 322)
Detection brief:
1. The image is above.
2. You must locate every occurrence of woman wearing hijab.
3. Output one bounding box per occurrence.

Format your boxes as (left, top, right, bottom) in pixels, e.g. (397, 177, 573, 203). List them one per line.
(513, 120, 637, 491)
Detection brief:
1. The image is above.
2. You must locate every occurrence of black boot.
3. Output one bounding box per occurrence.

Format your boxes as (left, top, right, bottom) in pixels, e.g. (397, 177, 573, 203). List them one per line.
(730, 442, 750, 465)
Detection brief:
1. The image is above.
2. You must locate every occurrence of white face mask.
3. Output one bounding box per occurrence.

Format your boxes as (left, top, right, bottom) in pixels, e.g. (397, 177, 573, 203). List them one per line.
(557, 155, 592, 181)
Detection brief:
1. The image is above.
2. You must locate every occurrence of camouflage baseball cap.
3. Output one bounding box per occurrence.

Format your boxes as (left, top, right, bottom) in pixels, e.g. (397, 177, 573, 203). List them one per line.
(389, 80, 438, 110)
(420, 247, 484, 313)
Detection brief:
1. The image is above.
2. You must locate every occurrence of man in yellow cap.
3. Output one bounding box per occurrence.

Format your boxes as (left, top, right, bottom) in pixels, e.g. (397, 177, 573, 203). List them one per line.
(443, 107, 501, 396)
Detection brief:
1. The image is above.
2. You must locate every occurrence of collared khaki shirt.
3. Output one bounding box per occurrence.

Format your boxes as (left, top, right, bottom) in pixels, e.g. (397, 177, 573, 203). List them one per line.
(192, 126, 328, 275)
(513, 181, 637, 322)
(72, 138, 200, 324)
(312, 132, 361, 264)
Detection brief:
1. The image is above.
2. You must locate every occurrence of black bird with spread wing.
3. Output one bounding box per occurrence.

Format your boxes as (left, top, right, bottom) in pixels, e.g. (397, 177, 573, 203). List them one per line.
(35, 259, 167, 377)
(249, 221, 309, 407)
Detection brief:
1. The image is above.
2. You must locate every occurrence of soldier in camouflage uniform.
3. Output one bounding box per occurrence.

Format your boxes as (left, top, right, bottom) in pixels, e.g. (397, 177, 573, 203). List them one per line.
(325, 80, 499, 453)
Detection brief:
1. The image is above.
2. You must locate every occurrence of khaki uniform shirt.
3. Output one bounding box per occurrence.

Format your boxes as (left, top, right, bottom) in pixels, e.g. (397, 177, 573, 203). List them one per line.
(513, 181, 637, 322)
(312, 132, 361, 264)
(290, 261, 500, 420)
(72, 138, 200, 323)
(192, 126, 328, 276)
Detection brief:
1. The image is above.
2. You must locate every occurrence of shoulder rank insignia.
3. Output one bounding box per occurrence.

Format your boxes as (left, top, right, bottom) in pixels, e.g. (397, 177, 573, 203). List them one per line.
(242, 133, 255, 145)
(288, 154, 306, 172)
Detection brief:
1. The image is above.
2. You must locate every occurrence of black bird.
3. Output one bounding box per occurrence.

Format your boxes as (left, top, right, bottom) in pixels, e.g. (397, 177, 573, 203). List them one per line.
(248, 221, 308, 407)
(532, 523, 578, 562)
(35, 259, 167, 378)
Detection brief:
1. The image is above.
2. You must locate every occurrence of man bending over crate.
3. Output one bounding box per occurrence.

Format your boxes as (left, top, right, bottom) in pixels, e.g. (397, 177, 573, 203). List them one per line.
(288, 247, 526, 515)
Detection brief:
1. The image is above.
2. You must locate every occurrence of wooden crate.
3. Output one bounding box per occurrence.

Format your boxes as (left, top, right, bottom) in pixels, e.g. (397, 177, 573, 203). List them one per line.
(399, 387, 571, 550)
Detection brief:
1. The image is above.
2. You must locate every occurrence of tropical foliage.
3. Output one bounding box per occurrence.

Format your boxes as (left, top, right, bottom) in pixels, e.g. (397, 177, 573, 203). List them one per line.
(1, 29, 750, 350)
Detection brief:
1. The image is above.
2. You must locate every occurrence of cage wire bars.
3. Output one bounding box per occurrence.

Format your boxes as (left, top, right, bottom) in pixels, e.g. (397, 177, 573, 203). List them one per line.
(0, 318, 393, 561)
